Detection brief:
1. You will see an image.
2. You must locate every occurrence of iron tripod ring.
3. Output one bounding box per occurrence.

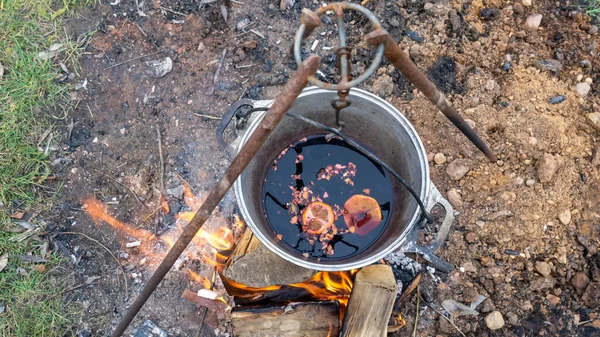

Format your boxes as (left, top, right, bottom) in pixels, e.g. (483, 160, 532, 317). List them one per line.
(293, 2, 385, 90)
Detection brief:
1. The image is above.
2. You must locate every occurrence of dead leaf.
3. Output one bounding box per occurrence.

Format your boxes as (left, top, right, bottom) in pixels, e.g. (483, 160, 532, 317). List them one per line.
(17, 255, 48, 263)
(0, 255, 8, 272)
(37, 43, 63, 61)
(398, 272, 422, 303)
(85, 276, 102, 284)
(10, 211, 24, 220)
(40, 241, 49, 258)
(0, 63, 4, 81)
(16, 267, 29, 276)
(32, 264, 46, 272)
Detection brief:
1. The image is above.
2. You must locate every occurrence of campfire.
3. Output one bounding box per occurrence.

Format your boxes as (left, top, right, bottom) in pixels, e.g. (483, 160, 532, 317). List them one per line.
(82, 180, 408, 336)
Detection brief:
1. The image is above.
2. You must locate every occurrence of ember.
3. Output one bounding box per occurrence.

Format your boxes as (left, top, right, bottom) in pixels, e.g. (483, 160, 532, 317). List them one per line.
(262, 135, 394, 260)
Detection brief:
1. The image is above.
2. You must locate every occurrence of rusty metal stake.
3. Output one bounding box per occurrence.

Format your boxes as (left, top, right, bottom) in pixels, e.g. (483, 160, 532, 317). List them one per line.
(365, 29, 497, 162)
(110, 54, 321, 337)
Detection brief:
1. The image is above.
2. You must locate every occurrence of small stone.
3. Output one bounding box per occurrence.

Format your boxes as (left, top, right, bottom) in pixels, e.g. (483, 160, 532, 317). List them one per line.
(446, 159, 470, 180)
(120, 128, 126, 135)
(146, 57, 173, 78)
(465, 118, 476, 129)
(582, 282, 600, 307)
(537, 153, 560, 183)
(530, 277, 556, 291)
(500, 191, 516, 203)
(242, 39, 257, 50)
(447, 188, 463, 207)
(575, 82, 591, 97)
(480, 8, 500, 21)
(586, 112, 600, 131)
(424, 3, 434, 10)
(438, 316, 455, 334)
(526, 179, 535, 186)
(461, 261, 478, 273)
(524, 14, 543, 30)
(434, 153, 447, 165)
(546, 294, 560, 305)
(506, 312, 519, 325)
(571, 273, 590, 293)
(589, 25, 599, 34)
(485, 311, 505, 330)
(558, 209, 571, 225)
(485, 79, 496, 91)
(513, 3, 524, 14)
(535, 59, 562, 73)
(406, 30, 424, 43)
(535, 261, 552, 277)
(516, 177, 525, 185)
(464, 287, 479, 302)
(480, 298, 495, 313)
(465, 232, 477, 243)
(522, 0, 532, 6)
(371, 74, 394, 98)
(167, 185, 185, 200)
(427, 153, 435, 162)
(548, 95, 566, 104)
(585, 77, 593, 84)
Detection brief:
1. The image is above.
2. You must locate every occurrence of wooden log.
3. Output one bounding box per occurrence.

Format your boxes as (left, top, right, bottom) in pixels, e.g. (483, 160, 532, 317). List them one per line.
(341, 265, 397, 337)
(223, 228, 316, 288)
(231, 301, 340, 337)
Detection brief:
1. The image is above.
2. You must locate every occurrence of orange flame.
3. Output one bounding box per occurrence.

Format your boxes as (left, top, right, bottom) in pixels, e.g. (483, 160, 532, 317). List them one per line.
(196, 227, 234, 251)
(187, 269, 212, 289)
(83, 197, 153, 240)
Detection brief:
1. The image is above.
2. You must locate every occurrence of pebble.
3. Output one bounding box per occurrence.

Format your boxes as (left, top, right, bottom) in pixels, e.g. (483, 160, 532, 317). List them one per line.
(526, 179, 535, 186)
(480, 298, 495, 313)
(371, 74, 394, 97)
(535, 261, 552, 277)
(585, 77, 593, 84)
(548, 95, 566, 104)
(513, 3, 524, 14)
(522, 0, 532, 6)
(515, 177, 525, 185)
(575, 82, 591, 97)
(167, 185, 185, 200)
(536, 59, 562, 73)
(485, 79, 496, 91)
(537, 153, 560, 183)
(524, 14, 543, 30)
(446, 159, 470, 180)
(530, 277, 556, 291)
(465, 232, 477, 243)
(447, 188, 463, 207)
(485, 311, 505, 330)
(582, 282, 600, 308)
(503, 61, 511, 71)
(546, 294, 560, 305)
(506, 312, 519, 325)
(480, 8, 500, 20)
(406, 30, 424, 43)
(571, 272, 590, 293)
(558, 209, 571, 225)
(586, 112, 600, 131)
(589, 25, 599, 34)
(434, 153, 447, 165)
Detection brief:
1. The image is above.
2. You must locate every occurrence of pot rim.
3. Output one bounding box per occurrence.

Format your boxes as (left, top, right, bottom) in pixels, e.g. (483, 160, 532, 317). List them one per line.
(234, 86, 431, 271)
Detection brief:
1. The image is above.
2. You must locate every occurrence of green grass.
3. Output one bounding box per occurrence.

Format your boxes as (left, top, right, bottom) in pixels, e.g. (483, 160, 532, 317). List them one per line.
(584, 0, 600, 21)
(0, 0, 91, 335)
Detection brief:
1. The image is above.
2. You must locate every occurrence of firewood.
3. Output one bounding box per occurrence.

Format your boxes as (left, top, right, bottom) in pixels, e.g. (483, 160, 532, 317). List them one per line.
(341, 265, 397, 337)
(231, 301, 340, 337)
(223, 228, 316, 288)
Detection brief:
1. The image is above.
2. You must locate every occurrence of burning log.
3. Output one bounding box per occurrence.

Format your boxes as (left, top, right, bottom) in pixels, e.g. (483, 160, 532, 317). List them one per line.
(223, 228, 316, 287)
(341, 265, 397, 337)
(231, 301, 340, 337)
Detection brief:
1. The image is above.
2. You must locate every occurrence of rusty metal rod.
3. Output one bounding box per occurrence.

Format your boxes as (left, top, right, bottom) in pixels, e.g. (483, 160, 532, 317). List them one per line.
(365, 29, 497, 162)
(110, 54, 321, 337)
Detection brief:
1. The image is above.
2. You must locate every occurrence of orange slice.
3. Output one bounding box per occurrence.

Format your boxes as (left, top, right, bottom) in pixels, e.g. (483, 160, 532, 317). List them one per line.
(343, 194, 382, 236)
(301, 201, 335, 235)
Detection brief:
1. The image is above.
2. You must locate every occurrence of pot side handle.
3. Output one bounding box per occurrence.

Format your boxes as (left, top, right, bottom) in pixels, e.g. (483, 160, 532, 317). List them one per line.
(403, 184, 454, 273)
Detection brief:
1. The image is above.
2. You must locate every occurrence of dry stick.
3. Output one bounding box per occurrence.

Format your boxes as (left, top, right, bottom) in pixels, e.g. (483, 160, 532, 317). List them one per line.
(94, 169, 149, 212)
(56, 232, 128, 299)
(110, 54, 320, 337)
(194, 113, 222, 120)
(155, 125, 165, 235)
(195, 267, 218, 337)
(213, 49, 227, 85)
(160, 6, 186, 16)
(103, 49, 166, 71)
(47, 282, 96, 300)
(430, 305, 466, 337)
(411, 286, 420, 337)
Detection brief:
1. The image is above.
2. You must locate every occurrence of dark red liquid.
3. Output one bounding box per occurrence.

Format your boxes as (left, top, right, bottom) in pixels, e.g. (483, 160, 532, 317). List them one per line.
(262, 135, 394, 261)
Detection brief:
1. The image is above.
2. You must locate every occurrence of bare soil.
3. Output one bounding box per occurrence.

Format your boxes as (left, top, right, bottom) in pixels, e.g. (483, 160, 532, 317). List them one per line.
(44, 0, 599, 335)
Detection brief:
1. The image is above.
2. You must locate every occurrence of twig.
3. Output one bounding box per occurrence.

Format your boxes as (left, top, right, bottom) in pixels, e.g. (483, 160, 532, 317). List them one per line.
(196, 267, 218, 337)
(160, 6, 186, 16)
(134, 23, 147, 37)
(94, 169, 149, 211)
(235, 63, 254, 69)
(86, 104, 94, 118)
(47, 282, 95, 300)
(576, 319, 594, 326)
(231, 0, 244, 3)
(412, 286, 420, 337)
(55, 231, 128, 298)
(430, 305, 466, 337)
(103, 49, 166, 71)
(155, 125, 165, 235)
(194, 113, 221, 120)
(249, 29, 265, 39)
(213, 49, 227, 85)
(361, 0, 371, 5)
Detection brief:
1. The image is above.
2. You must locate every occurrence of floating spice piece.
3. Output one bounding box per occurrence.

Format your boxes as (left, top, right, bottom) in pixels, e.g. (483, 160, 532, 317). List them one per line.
(301, 201, 335, 235)
(343, 194, 383, 236)
(363, 188, 371, 195)
(323, 192, 329, 198)
(276, 234, 283, 240)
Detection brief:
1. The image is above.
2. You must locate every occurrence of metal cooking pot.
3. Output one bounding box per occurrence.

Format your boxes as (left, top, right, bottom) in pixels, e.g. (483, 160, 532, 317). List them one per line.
(218, 87, 454, 272)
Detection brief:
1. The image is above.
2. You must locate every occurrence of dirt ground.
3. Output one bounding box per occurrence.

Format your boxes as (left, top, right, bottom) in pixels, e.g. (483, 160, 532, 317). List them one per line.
(43, 0, 600, 335)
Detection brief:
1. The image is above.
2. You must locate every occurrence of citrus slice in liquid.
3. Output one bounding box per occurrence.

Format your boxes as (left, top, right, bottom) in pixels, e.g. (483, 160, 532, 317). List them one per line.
(343, 194, 382, 236)
(301, 201, 335, 235)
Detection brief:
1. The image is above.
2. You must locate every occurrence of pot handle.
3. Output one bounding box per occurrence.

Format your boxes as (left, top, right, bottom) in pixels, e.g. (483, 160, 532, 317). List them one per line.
(215, 98, 255, 154)
(403, 184, 454, 273)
